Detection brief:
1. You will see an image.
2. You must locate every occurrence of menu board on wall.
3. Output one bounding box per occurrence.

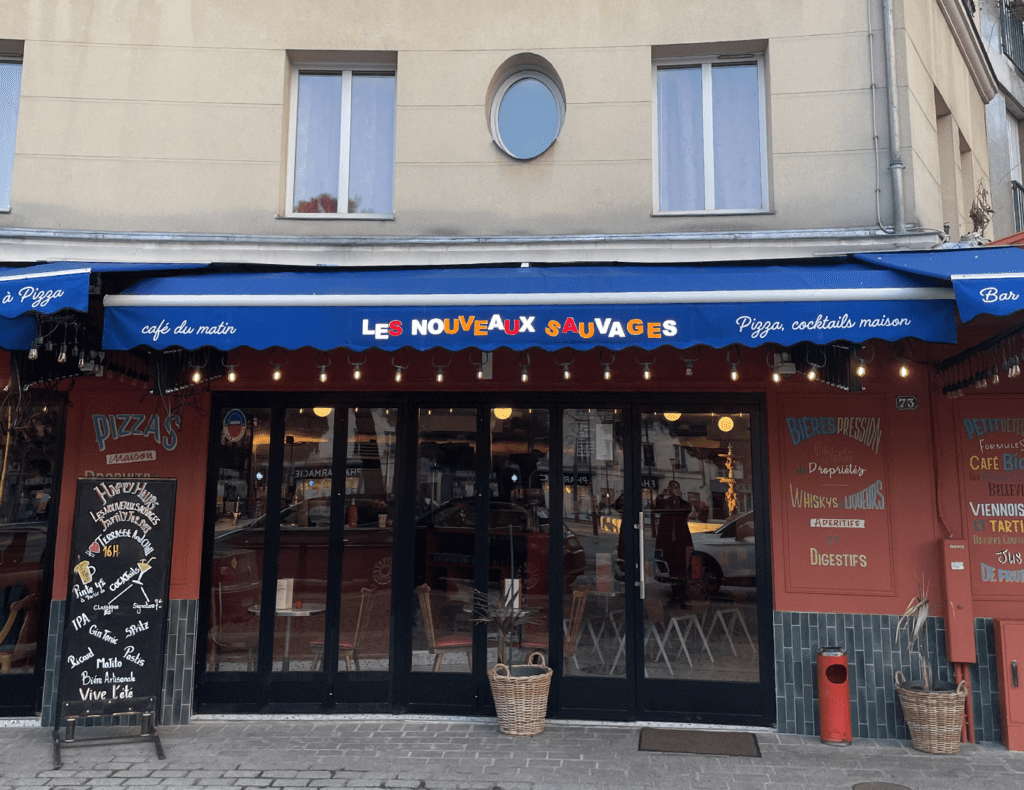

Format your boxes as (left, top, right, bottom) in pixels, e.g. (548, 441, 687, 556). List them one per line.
(954, 400, 1024, 598)
(57, 478, 176, 718)
(779, 397, 894, 593)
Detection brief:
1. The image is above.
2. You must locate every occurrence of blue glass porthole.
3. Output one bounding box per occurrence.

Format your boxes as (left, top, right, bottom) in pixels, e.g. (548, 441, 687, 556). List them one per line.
(490, 69, 565, 160)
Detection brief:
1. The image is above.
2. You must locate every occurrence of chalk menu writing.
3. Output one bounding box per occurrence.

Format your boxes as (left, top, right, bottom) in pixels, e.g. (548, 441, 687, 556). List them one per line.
(779, 398, 894, 594)
(57, 478, 176, 714)
(956, 403, 1024, 596)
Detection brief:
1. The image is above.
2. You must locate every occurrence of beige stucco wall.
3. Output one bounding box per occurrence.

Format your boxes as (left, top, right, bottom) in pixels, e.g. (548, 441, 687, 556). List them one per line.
(901, 0, 992, 238)
(0, 0, 993, 241)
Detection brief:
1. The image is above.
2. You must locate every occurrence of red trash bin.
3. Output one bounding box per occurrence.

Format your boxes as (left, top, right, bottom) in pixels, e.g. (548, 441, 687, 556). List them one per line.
(817, 647, 852, 746)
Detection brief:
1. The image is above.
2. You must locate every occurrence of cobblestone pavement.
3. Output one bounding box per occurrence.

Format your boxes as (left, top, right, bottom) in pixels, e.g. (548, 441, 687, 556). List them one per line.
(1, 716, 1023, 790)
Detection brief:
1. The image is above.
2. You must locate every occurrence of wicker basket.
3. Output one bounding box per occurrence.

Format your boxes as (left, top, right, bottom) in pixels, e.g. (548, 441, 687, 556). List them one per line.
(895, 672, 968, 754)
(488, 652, 552, 736)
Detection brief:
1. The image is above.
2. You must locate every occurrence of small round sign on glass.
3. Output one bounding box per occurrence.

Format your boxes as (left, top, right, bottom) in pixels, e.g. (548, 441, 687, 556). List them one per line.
(490, 69, 565, 160)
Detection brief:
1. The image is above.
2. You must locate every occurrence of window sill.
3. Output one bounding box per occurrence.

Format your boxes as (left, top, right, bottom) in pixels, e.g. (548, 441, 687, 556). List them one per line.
(652, 209, 774, 217)
(277, 213, 395, 221)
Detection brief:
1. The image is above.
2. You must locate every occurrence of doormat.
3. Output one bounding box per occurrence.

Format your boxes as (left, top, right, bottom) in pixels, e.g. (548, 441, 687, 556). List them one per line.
(638, 727, 761, 757)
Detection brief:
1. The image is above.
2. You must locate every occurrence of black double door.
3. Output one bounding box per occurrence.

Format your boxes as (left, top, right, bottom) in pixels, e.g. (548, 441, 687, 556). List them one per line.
(195, 395, 774, 727)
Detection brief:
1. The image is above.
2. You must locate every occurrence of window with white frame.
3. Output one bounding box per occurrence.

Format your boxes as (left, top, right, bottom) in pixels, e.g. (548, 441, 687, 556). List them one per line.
(287, 65, 396, 217)
(0, 58, 22, 212)
(654, 55, 767, 213)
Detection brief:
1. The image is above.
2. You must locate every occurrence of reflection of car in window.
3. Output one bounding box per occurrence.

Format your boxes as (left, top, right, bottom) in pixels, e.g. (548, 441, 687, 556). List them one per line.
(691, 511, 755, 593)
(415, 498, 585, 593)
(211, 497, 394, 616)
(610, 510, 755, 597)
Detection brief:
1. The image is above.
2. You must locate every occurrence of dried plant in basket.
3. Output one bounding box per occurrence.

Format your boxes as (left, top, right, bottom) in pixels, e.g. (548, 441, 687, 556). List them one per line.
(895, 580, 932, 690)
(468, 583, 535, 667)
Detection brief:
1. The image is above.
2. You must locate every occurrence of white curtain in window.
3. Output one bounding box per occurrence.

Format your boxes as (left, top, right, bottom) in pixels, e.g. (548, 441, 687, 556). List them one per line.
(711, 64, 761, 210)
(658, 67, 704, 211)
(1008, 112, 1022, 185)
(0, 62, 22, 212)
(349, 75, 396, 215)
(294, 74, 343, 213)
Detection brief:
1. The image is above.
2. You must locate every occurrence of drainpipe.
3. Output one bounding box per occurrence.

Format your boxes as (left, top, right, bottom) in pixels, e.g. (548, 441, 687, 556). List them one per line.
(882, 0, 907, 234)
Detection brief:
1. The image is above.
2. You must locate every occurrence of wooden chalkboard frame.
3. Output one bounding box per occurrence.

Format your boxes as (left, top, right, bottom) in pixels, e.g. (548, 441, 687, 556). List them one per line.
(53, 477, 177, 767)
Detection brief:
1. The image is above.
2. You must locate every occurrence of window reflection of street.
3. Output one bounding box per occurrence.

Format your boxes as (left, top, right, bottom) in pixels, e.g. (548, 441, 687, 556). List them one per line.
(558, 409, 759, 684)
(1, 400, 61, 676)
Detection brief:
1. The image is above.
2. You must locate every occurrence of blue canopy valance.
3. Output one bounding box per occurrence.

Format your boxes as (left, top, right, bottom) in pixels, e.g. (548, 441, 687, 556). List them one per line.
(102, 261, 957, 352)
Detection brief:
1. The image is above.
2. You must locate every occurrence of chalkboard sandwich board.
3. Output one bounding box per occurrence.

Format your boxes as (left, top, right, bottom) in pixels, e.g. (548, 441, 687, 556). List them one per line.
(53, 477, 176, 768)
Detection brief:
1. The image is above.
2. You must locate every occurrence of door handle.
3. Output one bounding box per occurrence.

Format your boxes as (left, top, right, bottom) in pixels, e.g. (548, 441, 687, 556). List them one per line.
(637, 512, 645, 600)
(1013, 660, 1019, 688)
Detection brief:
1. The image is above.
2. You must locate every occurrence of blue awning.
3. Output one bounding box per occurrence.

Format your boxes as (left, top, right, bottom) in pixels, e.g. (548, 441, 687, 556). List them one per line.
(0, 261, 207, 350)
(102, 261, 957, 352)
(854, 247, 1024, 323)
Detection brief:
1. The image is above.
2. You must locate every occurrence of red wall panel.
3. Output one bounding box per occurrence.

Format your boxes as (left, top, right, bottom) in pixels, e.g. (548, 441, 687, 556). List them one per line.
(53, 379, 210, 601)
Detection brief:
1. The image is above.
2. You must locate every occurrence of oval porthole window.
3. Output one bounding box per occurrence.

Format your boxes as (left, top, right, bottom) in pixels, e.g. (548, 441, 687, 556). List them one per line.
(490, 69, 565, 160)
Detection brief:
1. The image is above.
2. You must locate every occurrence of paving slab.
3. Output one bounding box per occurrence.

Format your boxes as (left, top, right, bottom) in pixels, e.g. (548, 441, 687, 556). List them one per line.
(1, 716, 1024, 789)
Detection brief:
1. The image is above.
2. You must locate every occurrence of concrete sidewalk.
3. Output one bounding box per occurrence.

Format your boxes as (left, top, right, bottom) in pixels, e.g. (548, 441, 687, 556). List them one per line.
(1, 715, 1023, 790)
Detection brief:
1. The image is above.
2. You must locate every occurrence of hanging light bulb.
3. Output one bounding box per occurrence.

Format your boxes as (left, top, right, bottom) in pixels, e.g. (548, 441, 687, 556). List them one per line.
(431, 350, 451, 385)
(899, 360, 910, 378)
(191, 366, 202, 384)
(227, 365, 237, 383)
(772, 370, 781, 383)
(806, 366, 817, 382)
(392, 351, 407, 384)
(726, 345, 740, 382)
(642, 363, 652, 381)
(272, 364, 282, 381)
(685, 360, 694, 376)
(28, 342, 38, 361)
(562, 363, 571, 380)
(519, 351, 530, 383)
(57, 344, 67, 364)
(602, 363, 611, 380)
(477, 366, 484, 380)
(855, 361, 866, 377)
(352, 363, 362, 381)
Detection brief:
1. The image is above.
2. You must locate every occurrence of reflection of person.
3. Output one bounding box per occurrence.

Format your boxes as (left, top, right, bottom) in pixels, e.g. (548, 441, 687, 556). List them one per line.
(653, 480, 693, 605)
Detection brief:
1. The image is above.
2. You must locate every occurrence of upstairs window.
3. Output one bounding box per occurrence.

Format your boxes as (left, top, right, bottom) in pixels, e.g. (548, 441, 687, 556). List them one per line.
(654, 55, 768, 213)
(286, 65, 396, 217)
(0, 58, 22, 212)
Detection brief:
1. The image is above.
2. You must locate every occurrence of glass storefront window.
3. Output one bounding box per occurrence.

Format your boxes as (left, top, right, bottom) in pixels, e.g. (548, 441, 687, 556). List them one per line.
(489, 408, 549, 665)
(273, 408, 334, 671)
(563, 409, 625, 678)
(640, 410, 758, 682)
(412, 408, 476, 673)
(207, 407, 271, 671)
(0, 400, 62, 675)
(336, 407, 395, 672)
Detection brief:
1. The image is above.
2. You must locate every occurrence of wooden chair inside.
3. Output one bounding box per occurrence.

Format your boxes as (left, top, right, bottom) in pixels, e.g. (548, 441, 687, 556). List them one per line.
(520, 587, 588, 674)
(209, 583, 256, 671)
(0, 592, 38, 674)
(416, 584, 472, 672)
(315, 587, 392, 672)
